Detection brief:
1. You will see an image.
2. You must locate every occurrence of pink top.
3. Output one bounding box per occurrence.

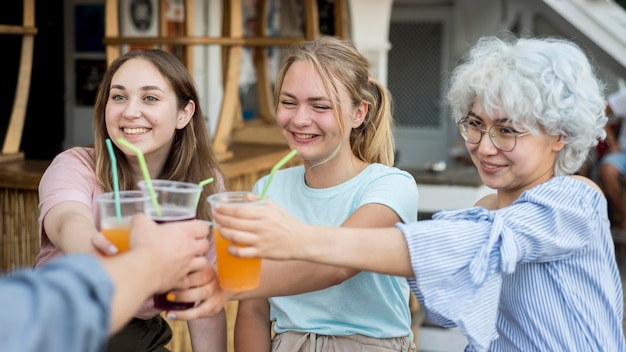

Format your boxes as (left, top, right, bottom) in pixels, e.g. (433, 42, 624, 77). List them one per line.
(36, 146, 224, 318)
(36, 146, 223, 267)
(36, 147, 99, 266)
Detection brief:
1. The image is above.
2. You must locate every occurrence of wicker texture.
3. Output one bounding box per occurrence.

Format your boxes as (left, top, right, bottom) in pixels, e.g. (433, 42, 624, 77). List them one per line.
(0, 188, 40, 272)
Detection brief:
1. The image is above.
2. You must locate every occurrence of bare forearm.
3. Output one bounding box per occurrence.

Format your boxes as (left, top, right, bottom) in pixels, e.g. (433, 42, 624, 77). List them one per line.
(604, 124, 621, 153)
(57, 223, 99, 254)
(100, 250, 160, 334)
(45, 212, 99, 254)
(188, 311, 227, 351)
(304, 225, 415, 277)
(232, 260, 356, 300)
(234, 299, 271, 352)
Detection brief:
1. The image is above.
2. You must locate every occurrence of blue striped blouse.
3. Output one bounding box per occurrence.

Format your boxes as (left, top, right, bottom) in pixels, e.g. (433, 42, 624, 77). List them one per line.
(397, 176, 626, 351)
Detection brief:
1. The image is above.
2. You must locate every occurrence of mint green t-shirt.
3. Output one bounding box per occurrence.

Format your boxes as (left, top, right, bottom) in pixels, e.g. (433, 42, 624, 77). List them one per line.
(253, 163, 418, 339)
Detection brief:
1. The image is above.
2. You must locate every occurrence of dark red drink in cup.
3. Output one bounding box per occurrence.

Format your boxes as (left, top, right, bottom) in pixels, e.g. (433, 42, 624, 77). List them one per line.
(150, 207, 197, 310)
(138, 180, 202, 311)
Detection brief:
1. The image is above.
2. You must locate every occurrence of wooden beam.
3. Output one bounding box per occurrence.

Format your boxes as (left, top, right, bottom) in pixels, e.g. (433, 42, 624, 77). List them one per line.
(212, 0, 243, 161)
(102, 35, 308, 46)
(0, 25, 37, 35)
(254, 0, 275, 124)
(104, 0, 120, 67)
(334, 0, 349, 39)
(2, 34, 34, 155)
(1, 0, 36, 159)
(184, 0, 194, 73)
(304, 0, 320, 40)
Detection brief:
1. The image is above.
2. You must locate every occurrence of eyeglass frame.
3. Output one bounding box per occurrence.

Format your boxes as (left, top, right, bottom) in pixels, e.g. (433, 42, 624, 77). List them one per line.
(457, 112, 531, 152)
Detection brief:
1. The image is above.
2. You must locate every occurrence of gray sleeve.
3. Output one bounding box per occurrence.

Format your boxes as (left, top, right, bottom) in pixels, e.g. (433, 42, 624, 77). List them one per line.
(0, 254, 114, 352)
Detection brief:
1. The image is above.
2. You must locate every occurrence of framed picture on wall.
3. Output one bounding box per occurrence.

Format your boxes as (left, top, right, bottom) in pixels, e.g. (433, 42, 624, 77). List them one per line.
(120, 0, 159, 52)
(120, 0, 158, 37)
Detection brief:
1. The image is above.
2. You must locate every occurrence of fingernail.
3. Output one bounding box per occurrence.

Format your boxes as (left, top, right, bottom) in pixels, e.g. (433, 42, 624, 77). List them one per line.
(166, 292, 176, 301)
(167, 312, 176, 320)
(108, 245, 118, 255)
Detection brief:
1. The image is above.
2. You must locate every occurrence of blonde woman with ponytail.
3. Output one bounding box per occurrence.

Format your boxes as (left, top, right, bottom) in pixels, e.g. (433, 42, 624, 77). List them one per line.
(173, 36, 418, 352)
(233, 36, 417, 352)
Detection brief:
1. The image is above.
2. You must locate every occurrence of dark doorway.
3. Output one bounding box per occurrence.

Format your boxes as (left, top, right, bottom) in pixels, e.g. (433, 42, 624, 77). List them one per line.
(1, 0, 65, 160)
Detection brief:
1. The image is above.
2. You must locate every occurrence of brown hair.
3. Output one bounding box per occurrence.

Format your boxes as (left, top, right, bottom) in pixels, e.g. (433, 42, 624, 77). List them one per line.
(93, 49, 223, 219)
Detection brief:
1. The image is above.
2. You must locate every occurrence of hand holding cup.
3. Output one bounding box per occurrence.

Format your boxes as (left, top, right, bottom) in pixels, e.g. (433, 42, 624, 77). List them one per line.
(128, 213, 211, 295)
(138, 179, 203, 310)
(95, 190, 150, 254)
(207, 191, 263, 291)
(210, 198, 309, 261)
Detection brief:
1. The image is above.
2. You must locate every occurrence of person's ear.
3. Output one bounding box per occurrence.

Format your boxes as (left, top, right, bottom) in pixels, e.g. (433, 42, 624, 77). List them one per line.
(176, 100, 195, 129)
(352, 101, 368, 128)
(552, 134, 566, 152)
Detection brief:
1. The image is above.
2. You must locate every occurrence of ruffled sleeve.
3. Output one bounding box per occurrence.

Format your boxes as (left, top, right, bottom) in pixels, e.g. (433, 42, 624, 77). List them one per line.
(396, 176, 604, 351)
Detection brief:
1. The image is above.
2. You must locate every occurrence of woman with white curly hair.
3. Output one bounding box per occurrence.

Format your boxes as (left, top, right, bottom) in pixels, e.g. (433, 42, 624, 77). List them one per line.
(208, 35, 626, 351)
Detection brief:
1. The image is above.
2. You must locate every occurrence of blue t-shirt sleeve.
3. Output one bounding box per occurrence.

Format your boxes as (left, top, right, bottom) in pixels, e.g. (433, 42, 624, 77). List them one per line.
(252, 174, 268, 194)
(0, 255, 113, 352)
(358, 167, 419, 223)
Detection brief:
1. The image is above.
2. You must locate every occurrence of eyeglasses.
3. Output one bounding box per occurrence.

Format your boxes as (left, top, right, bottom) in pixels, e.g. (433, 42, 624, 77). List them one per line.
(457, 117, 531, 152)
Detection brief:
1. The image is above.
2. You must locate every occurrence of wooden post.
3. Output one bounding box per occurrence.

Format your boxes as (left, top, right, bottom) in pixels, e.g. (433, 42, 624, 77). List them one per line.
(1, 0, 37, 163)
(212, 0, 243, 161)
(104, 0, 120, 67)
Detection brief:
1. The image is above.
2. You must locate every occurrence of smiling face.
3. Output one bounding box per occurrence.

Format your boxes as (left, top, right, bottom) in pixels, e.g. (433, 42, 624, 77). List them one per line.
(275, 60, 365, 167)
(105, 58, 194, 161)
(466, 102, 564, 199)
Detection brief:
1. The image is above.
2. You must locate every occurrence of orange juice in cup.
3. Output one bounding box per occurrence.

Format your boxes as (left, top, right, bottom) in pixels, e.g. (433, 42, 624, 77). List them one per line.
(213, 227, 262, 290)
(101, 224, 132, 253)
(208, 191, 262, 291)
(96, 190, 149, 254)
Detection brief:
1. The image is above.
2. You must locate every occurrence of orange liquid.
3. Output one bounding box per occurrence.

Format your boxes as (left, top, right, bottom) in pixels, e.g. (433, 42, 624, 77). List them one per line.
(102, 228, 131, 253)
(214, 227, 261, 291)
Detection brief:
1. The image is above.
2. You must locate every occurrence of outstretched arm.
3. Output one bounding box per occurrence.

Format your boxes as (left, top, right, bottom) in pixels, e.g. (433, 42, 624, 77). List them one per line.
(214, 200, 415, 277)
(169, 201, 407, 321)
(44, 201, 101, 254)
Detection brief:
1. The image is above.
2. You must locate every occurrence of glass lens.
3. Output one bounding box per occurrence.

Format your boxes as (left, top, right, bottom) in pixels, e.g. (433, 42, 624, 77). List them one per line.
(459, 120, 522, 152)
(458, 122, 469, 140)
(459, 120, 481, 144)
(489, 125, 515, 152)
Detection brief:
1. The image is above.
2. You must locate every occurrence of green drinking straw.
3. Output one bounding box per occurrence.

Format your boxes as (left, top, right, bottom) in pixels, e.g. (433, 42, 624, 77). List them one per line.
(116, 137, 162, 216)
(196, 177, 214, 205)
(259, 149, 298, 201)
(105, 138, 122, 222)
(199, 177, 214, 188)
